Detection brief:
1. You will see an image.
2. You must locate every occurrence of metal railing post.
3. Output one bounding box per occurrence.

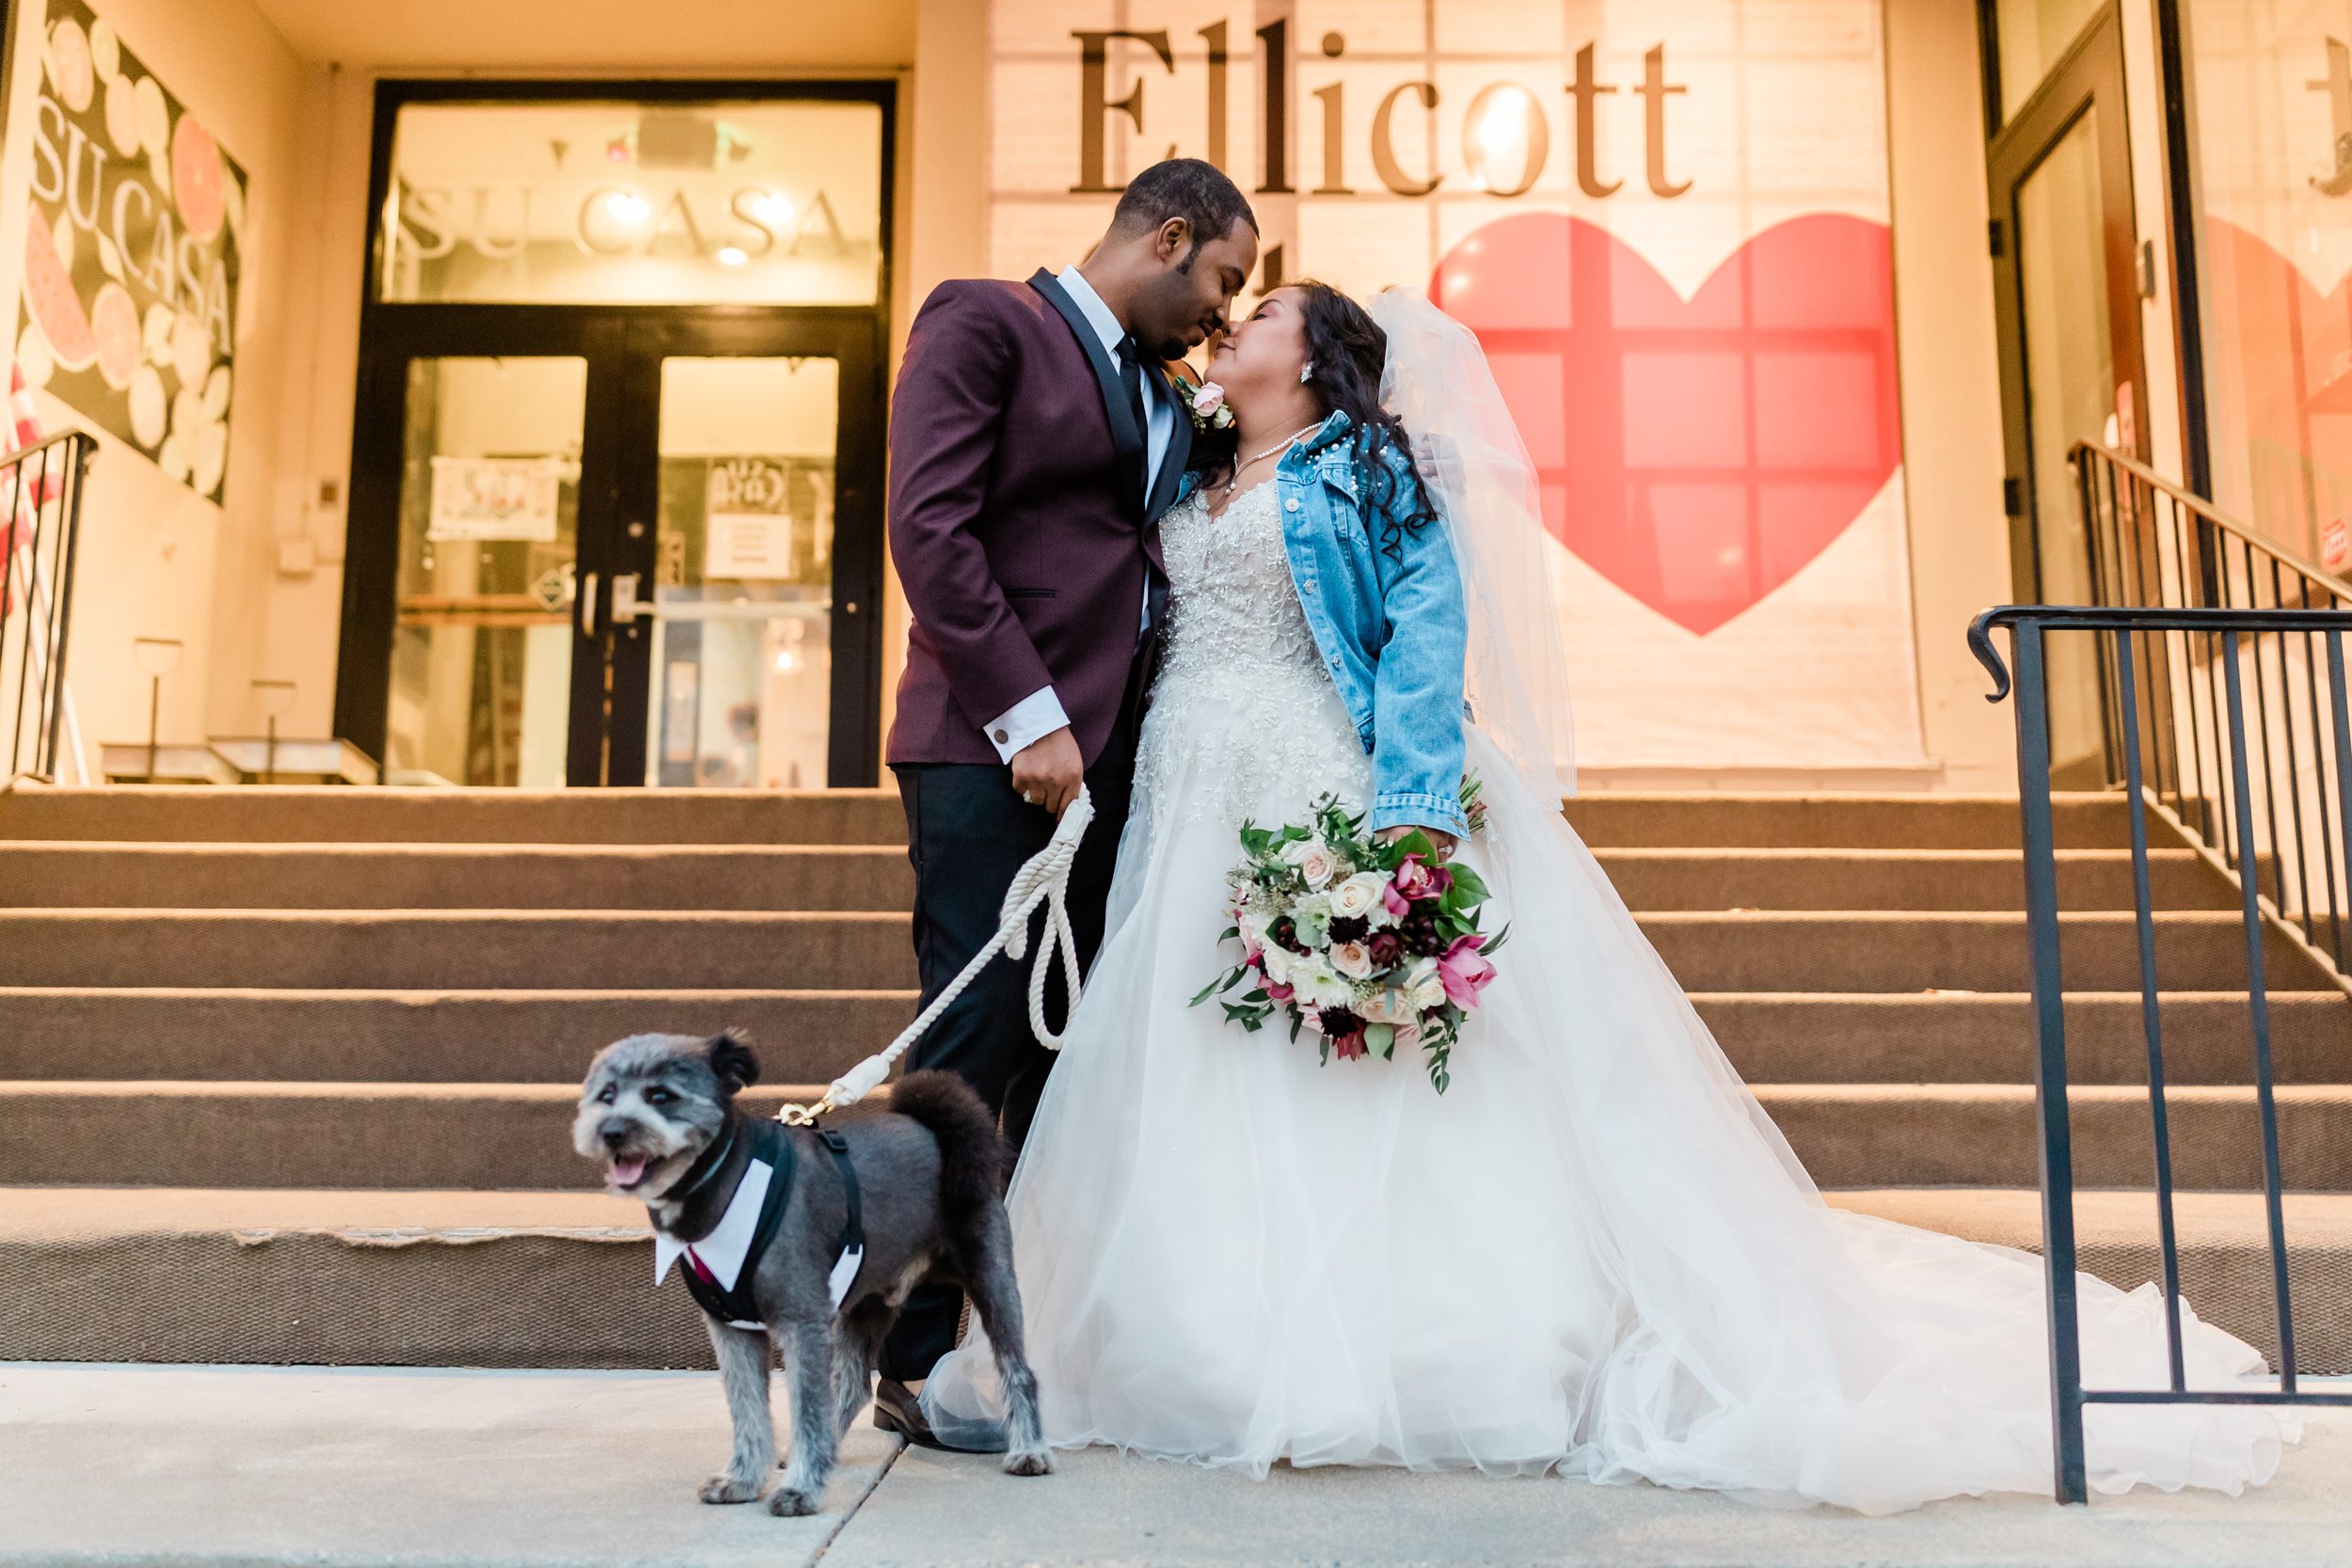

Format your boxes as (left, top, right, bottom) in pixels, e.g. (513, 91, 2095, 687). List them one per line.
(2007, 616, 2090, 1504)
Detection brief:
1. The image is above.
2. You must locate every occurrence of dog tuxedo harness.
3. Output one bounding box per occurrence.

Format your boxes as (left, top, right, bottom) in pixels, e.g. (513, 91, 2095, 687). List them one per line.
(653, 1118, 866, 1330)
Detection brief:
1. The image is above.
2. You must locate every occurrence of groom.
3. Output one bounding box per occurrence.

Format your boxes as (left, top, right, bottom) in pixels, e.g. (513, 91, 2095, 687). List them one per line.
(875, 158, 1260, 1441)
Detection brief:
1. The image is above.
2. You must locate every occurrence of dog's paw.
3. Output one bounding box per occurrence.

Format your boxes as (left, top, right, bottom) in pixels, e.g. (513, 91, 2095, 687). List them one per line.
(698, 1474, 765, 1505)
(767, 1485, 822, 1517)
(1002, 1447, 1055, 1478)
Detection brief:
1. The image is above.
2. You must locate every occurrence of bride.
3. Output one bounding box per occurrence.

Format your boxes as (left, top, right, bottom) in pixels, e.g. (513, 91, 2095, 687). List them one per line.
(917, 281, 2291, 1512)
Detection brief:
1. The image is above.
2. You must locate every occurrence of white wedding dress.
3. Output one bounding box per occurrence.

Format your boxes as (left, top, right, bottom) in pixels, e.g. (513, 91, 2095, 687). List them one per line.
(921, 479, 2291, 1513)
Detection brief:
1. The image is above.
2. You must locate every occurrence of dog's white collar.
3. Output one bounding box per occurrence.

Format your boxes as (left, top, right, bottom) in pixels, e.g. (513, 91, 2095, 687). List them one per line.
(653, 1156, 772, 1294)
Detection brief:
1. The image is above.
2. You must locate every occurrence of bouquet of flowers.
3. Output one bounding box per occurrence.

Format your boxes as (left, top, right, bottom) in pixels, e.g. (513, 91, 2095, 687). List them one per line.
(1192, 782, 1503, 1093)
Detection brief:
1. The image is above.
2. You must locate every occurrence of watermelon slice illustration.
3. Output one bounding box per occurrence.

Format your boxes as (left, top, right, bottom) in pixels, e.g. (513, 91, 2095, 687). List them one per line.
(22, 204, 96, 372)
(172, 112, 226, 243)
(91, 282, 140, 390)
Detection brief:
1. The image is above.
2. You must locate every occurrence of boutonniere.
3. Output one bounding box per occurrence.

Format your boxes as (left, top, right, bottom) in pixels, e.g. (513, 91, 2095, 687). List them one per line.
(1173, 374, 1235, 434)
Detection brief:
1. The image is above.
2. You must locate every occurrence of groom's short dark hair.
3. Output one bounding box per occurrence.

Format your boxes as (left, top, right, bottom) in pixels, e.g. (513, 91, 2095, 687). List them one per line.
(1109, 159, 1258, 267)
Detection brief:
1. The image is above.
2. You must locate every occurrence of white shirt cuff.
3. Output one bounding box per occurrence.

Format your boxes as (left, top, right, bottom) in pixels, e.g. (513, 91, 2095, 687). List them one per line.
(984, 686, 1071, 763)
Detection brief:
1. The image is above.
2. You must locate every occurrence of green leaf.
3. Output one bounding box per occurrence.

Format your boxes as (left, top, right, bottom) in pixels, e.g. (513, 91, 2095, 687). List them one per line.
(1364, 1022, 1395, 1059)
(1446, 863, 1490, 904)
(1482, 923, 1512, 956)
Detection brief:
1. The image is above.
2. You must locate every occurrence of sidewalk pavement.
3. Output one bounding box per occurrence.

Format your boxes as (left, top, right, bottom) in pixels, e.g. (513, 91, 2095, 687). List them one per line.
(3, 1363, 2348, 1568)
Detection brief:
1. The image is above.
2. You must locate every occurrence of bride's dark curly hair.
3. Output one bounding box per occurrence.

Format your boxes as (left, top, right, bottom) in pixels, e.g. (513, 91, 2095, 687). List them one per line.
(1192, 280, 1442, 562)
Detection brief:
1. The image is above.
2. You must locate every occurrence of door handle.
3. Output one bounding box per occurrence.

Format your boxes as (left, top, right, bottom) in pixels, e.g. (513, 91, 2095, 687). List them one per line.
(579, 570, 599, 637)
(611, 572, 643, 625)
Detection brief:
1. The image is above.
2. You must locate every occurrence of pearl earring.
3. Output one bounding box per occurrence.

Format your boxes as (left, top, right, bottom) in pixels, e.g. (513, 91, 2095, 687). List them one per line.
(1299, 362, 1314, 384)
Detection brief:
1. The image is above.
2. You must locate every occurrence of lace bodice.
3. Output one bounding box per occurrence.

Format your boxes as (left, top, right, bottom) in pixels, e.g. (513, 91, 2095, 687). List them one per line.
(1132, 483, 1370, 834)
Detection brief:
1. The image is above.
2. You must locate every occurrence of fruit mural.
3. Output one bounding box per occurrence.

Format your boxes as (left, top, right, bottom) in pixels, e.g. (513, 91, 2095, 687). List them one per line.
(14, 0, 246, 502)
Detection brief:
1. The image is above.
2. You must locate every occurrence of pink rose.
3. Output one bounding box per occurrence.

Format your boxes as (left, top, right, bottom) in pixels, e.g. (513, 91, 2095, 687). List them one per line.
(1391, 854, 1436, 900)
(1191, 380, 1226, 418)
(1437, 934, 1497, 1009)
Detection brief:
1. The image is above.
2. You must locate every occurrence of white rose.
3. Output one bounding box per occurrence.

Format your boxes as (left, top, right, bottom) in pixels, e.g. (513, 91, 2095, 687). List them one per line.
(1329, 940, 1374, 980)
(1282, 837, 1338, 890)
(1328, 871, 1387, 922)
(1405, 957, 1446, 1011)
(1259, 944, 1295, 987)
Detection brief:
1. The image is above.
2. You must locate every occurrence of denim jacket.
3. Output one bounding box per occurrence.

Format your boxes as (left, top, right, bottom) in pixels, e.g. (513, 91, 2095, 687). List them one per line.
(1177, 410, 1470, 836)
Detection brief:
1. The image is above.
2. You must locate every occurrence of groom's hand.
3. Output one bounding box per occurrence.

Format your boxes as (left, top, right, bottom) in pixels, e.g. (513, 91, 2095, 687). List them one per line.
(1010, 727, 1084, 816)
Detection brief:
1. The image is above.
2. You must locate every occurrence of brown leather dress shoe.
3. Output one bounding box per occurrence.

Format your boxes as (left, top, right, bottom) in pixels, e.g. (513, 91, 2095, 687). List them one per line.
(870, 1376, 1006, 1453)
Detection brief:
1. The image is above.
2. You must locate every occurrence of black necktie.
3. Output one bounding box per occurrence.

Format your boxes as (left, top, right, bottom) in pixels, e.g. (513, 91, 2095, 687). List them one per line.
(1115, 336, 1148, 437)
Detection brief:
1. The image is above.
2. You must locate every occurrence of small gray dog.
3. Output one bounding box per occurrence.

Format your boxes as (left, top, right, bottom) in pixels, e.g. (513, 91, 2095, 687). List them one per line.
(574, 1031, 1052, 1514)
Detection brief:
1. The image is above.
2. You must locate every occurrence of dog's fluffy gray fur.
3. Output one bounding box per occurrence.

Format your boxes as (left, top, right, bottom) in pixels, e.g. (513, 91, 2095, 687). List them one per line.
(574, 1031, 1052, 1514)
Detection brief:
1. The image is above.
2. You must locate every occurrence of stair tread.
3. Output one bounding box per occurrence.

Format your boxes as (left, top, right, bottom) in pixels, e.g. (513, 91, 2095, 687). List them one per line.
(0, 1080, 833, 1101)
(0, 1184, 657, 1240)
(1828, 1186, 2352, 1247)
(9, 1183, 2344, 1249)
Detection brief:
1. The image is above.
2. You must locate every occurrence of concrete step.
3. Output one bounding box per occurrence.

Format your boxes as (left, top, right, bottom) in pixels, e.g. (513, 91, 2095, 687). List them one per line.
(4, 1184, 2341, 1371)
(0, 786, 907, 845)
(1763, 1084, 2352, 1190)
(0, 843, 2220, 916)
(1597, 848, 2233, 912)
(0, 787, 2117, 850)
(10, 1079, 2350, 1192)
(1643, 911, 2328, 992)
(0, 987, 2343, 1088)
(0, 988, 913, 1083)
(1562, 793, 2139, 849)
(0, 842, 914, 911)
(0, 911, 914, 990)
(1829, 1187, 2352, 1374)
(0, 1082, 822, 1189)
(0, 1186, 712, 1368)
(0, 908, 2317, 993)
(1696, 991, 2352, 1085)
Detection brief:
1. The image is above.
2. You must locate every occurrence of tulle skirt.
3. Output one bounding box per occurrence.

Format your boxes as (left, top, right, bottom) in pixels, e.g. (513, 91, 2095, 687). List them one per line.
(922, 680, 2291, 1513)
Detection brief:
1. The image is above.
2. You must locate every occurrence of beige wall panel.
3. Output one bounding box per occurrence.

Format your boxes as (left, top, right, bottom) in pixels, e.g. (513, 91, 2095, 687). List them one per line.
(1884, 0, 2017, 790)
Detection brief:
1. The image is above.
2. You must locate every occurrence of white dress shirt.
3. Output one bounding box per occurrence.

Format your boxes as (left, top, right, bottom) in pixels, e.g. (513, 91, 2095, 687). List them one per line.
(983, 265, 1173, 764)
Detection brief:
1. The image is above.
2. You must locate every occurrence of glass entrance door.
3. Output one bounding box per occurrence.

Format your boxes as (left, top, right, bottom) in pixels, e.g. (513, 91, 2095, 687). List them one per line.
(1987, 7, 2145, 784)
(346, 312, 882, 787)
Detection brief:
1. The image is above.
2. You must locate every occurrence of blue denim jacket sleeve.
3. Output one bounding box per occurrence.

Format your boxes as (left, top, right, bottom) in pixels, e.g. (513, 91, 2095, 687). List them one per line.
(1365, 451, 1470, 837)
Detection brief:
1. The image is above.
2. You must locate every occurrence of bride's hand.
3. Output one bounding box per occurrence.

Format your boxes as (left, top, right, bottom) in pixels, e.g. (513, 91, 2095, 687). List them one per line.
(1376, 825, 1457, 861)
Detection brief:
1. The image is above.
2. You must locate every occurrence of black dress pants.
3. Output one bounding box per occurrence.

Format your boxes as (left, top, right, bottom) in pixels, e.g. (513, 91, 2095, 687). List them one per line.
(878, 701, 1137, 1383)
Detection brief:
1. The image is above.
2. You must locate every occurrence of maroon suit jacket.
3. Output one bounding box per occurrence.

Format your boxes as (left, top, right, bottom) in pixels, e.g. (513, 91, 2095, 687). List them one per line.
(885, 271, 1191, 768)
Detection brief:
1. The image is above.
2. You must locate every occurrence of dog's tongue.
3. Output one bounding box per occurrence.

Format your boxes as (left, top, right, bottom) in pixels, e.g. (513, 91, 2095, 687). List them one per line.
(611, 1157, 648, 1188)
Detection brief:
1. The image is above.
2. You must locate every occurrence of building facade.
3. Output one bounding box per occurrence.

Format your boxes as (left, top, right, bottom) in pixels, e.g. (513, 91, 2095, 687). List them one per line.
(0, 0, 2336, 796)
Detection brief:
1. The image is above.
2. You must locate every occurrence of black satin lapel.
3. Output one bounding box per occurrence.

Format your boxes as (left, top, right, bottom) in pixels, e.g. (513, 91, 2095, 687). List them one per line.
(1029, 269, 1148, 515)
(1146, 360, 1194, 520)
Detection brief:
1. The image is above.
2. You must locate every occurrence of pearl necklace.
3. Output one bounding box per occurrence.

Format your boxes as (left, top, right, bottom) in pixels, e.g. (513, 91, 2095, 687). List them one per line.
(1221, 423, 1322, 499)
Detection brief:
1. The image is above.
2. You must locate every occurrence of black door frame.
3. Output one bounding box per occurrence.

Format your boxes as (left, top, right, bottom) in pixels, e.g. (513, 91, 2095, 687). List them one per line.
(333, 77, 893, 786)
(1981, 3, 2148, 604)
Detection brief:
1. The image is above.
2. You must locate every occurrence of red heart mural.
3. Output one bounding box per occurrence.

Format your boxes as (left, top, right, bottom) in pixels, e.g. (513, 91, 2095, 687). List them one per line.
(2200, 216, 2352, 566)
(1430, 213, 1901, 635)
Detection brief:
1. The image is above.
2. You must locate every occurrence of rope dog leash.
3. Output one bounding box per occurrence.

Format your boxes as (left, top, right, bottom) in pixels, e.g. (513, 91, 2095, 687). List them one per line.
(777, 784, 1095, 1127)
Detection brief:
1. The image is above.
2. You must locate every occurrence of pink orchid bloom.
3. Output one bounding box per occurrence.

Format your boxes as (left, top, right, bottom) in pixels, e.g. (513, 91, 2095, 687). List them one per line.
(1391, 854, 1436, 899)
(1381, 880, 1411, 919)
(1437, 933, 1497, 1008)
(1265, 981, 1295, 1002)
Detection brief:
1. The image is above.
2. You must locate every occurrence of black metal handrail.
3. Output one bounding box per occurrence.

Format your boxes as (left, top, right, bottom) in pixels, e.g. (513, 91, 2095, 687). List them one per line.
(1971, 603, 2352, 1507)
(0, 432, 95, 785)
(2074, 442, 2352, 984)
